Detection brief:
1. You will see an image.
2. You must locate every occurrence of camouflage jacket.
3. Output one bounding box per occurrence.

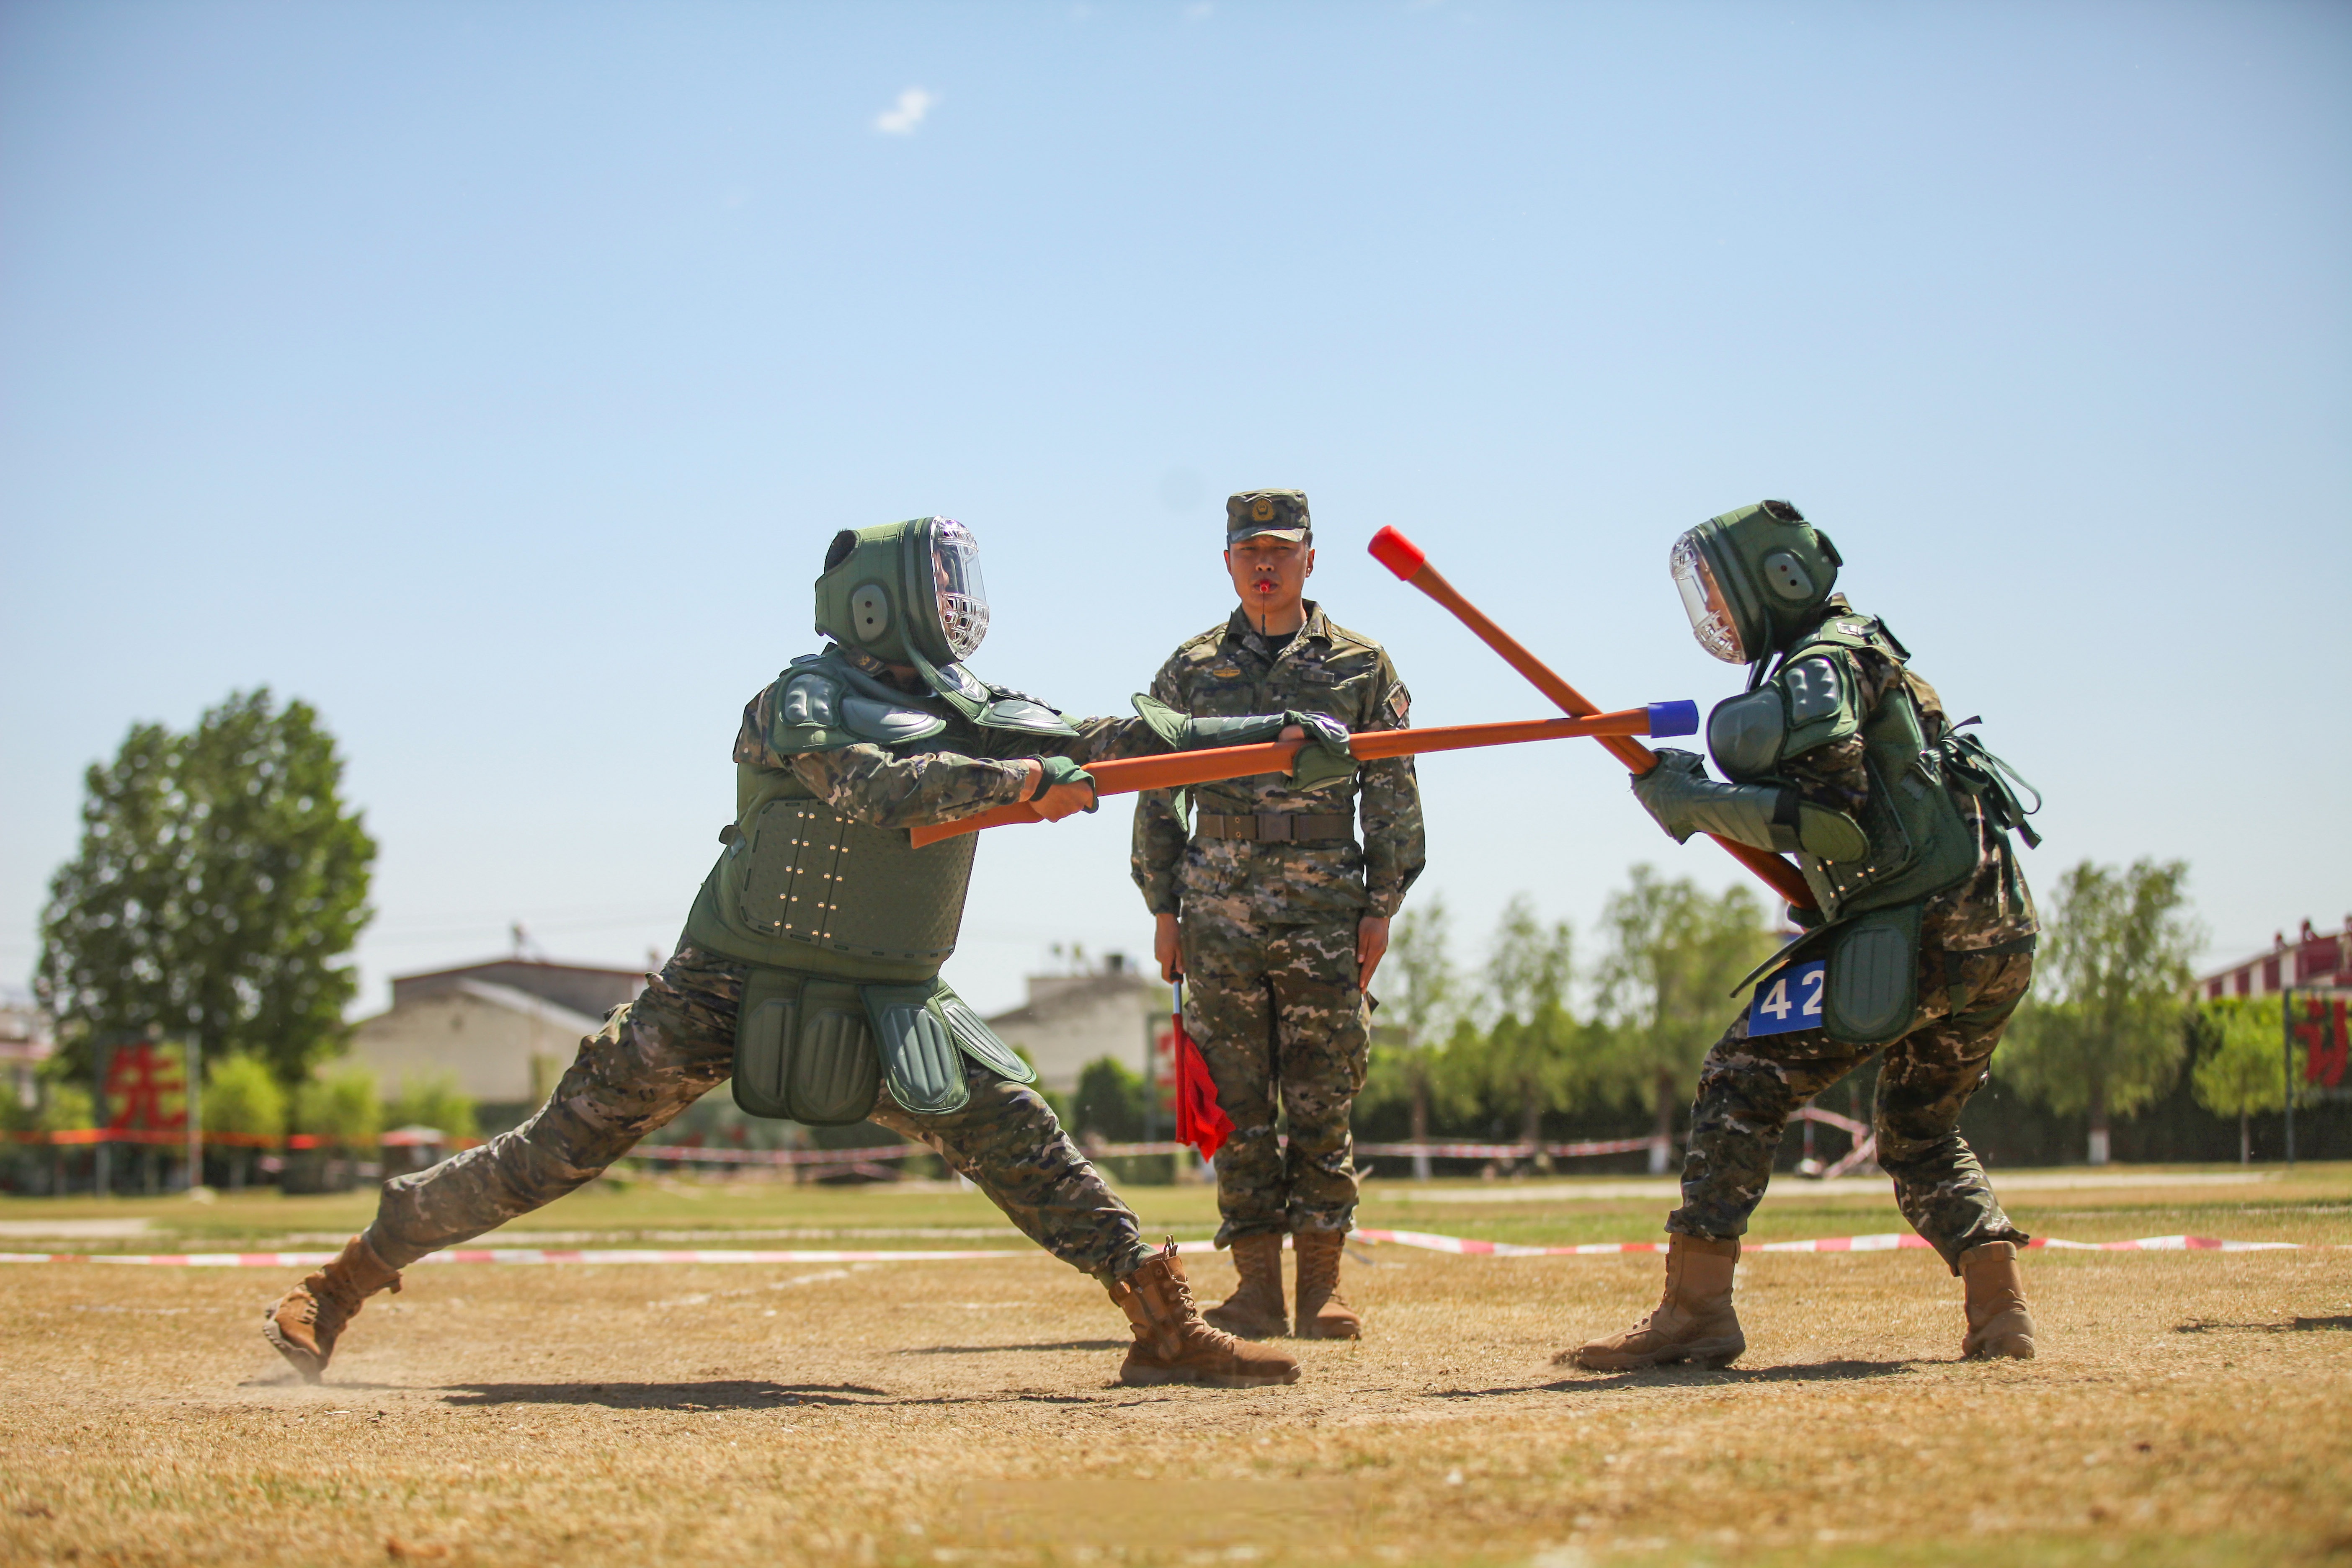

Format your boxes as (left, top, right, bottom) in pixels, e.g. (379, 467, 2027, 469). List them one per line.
(732, 654, 1168, 829)
(1132, 602, 1426, 925)
(1778, 604, 2037, 952)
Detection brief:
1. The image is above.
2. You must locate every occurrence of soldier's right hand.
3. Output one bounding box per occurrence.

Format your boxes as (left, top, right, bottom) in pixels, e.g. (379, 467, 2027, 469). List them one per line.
(1154, 913, 1183, 981)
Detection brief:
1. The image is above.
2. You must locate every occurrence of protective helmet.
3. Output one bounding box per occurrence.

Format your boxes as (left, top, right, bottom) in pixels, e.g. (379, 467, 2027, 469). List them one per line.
(1669, 499, 1842, 664)
(814, 516, 990, 666)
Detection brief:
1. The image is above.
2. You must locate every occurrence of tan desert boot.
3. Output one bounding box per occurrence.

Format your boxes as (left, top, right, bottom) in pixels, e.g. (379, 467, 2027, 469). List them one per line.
(1203, 1233, 1289, 1339)
(1292, 1228, 1362, 1340)
(1109, 1245, 1302, 1387)
(1566, 1233, 1743, 1371)
(1958, 1240, 2037, 1359)
(262, 1234, 402, 1383)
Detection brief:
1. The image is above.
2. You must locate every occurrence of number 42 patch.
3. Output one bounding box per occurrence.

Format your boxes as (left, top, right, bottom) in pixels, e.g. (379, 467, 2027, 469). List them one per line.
(1749, 960, 1826, 1037)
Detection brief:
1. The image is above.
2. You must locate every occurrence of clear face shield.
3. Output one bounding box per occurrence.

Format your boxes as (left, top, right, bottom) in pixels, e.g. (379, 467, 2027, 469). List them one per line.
(928, 517, 990, 659)
(1670, 531, 1748, 664)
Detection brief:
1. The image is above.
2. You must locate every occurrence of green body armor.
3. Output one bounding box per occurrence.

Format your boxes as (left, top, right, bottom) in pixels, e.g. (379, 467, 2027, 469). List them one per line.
(1709, 614, 1981, 1046)
(683, 647, 1046, 1124)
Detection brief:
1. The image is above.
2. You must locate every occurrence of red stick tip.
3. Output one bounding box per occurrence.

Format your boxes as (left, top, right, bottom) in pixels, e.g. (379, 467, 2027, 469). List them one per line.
(1367, 526, 1427, 580)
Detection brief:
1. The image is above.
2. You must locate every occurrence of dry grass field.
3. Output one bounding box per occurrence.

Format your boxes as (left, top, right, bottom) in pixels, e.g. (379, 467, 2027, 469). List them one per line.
(2, 1164, 2347, 1568)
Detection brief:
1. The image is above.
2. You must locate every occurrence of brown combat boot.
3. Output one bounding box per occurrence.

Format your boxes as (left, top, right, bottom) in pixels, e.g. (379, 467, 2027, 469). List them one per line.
(1958, 1240, 2037, 1360)
(1203, 1233, 1288, 1338)
(262, 1234, 402, 1383)
(1292, 1228, 1362, 1340)
(1565, 1233, 1743, 1371)
(1109, 1244, 1302, 1387)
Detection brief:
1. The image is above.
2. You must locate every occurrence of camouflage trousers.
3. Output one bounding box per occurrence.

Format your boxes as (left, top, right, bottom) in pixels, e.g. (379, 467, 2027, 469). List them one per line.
(366, 943, 1154, 1283)
(1669, 945, 2036, 1273)
(1180, 915, 1369, 1247)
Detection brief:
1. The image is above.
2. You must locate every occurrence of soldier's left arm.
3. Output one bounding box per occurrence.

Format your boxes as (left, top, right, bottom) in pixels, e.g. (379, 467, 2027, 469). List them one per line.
(1355, 650, 1427, 918)
(789, 743, 1033, 830)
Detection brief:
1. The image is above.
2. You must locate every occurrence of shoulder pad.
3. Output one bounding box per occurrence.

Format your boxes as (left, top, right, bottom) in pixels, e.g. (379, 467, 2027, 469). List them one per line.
(978, 692, 1079, 736)
(1792, 613, 1904, 664)
(763, 658, 947, 754)
(1775, 652, 1864, 757)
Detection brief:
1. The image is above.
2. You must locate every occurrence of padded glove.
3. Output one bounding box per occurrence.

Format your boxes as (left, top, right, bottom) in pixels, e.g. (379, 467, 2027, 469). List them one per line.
(1028, 754, 1098, 812)
(1631, 749, 1867, 862)
(1130, 696, 1356, 790)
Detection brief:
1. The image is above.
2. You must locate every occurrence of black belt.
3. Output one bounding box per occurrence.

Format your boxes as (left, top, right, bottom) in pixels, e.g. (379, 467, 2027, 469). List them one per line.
(1193, 812, 1353, 844)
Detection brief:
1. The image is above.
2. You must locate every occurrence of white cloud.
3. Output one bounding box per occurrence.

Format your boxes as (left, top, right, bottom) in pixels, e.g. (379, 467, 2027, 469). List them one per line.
(873, 88, 936, 136)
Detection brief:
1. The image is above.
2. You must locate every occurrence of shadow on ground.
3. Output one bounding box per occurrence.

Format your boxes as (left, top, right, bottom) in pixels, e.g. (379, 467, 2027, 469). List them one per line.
(435, 1380, 1106, 1409)
(895, 1339, 1127, 1356)
(1429, 1357, 1929, 1400)
(2174, 1315, 2352, 1334)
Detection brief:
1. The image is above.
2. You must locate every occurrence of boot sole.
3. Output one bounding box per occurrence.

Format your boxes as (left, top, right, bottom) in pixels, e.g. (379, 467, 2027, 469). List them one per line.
(1568, 1338, 1744, 1372)
(259, 1313, 327, 1385)
(1964, 1338, 2037, 1360)
(1295, 1322, 1362, 1341)
(1119, 1364, 1303, 1388)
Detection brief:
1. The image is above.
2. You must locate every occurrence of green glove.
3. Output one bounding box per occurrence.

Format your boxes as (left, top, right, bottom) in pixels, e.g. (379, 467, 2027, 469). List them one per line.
(1129, 696, 1355, 790)
(1631, 749, 1866, 862)
(1029, 754, 1098, 812)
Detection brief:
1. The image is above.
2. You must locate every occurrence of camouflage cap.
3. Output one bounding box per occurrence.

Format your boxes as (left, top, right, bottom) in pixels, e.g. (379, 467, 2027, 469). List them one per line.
(1225, 489, 1311, 544)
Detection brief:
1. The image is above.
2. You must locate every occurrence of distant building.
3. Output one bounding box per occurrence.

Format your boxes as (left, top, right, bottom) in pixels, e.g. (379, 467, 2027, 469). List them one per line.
(983, 953, 1167, 1095)
(2198, 918, 2352, 1001)
(349, 958, 647, 1116)
(0, 984, 52, 1112)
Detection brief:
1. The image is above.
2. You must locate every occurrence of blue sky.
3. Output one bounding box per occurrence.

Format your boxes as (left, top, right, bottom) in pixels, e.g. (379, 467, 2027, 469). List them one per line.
(3, 0, 2346, 1018)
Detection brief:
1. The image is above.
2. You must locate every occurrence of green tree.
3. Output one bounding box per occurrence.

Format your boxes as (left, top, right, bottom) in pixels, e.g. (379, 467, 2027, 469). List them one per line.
(1372, 895, 1463, 1175)
(2191, 996, 2285, 1165)
(295, 1066, 382, 1149)
(1997, 859, 2200, 1165)
(1467, 896, 1590, 1148)
(1591, 866, 1777, 1173)
(36, 689, 376, 1091)
(383, 1070, 479, 1140)
(201, 1052, 289, 1141)
(1071, 1055, 1149, 1145)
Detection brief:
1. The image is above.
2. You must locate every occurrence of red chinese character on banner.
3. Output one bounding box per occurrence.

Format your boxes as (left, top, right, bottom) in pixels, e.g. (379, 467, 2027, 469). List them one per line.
(2295, 997, 2348, 1091)
(104, 1042, 186, 1132)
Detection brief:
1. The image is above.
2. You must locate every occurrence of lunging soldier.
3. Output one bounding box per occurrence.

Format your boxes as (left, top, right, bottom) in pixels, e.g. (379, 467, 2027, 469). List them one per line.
(1135, 489, 1426, 1341)
(267, 517, 1351, 1390)
(1570, 499, 2043, 1370)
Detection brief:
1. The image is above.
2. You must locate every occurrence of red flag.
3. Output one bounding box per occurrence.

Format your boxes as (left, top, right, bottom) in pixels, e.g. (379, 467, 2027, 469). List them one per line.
(1171, 981, 1232, 1163)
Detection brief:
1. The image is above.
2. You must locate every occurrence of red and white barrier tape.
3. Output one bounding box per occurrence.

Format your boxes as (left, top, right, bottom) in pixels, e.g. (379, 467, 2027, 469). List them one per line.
(0, 1229, 2319, 1268)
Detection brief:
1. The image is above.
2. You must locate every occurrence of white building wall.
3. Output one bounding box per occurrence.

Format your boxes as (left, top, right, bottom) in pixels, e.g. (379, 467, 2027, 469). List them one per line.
(348, 983, 597, 1105)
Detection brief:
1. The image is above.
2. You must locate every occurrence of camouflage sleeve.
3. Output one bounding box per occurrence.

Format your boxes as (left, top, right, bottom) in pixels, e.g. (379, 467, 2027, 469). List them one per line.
(787, 745, 1032, 829)
(732, 687, 788, 769)
(1130, 655, 1191, 917)
(1356, 653, 1426, 919)
(1779, 649, 1904, 817)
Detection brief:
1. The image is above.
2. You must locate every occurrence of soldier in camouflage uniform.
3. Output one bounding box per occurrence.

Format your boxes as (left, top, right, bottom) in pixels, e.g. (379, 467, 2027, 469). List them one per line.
(1570, 500, 2044, 1372)
(1134, 489, 1426, 1341)
(265, 517, 1342, 1391)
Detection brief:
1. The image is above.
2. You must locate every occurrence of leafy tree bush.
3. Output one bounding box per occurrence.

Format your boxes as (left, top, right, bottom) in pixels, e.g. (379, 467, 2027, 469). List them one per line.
(201, 1052, 289, 1140)
(1997, 859, 2199, 1164)
(1590, 866, 1777, 1171)
(36, 689, 375, 1092)
(295, 1066, 382, 1149)
(383, 1070, 480, 1140)
(2191, 996, 2285, 1164)
(1071, 1055, 1149, 1145)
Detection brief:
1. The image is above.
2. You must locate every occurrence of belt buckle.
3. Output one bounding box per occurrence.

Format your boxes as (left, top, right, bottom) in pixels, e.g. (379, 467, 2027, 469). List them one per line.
(1257, 813, 1291, 843)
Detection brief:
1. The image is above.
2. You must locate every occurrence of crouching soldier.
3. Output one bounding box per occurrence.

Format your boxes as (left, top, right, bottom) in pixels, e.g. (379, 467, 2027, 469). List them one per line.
(1569, 500, 2044, 1371)
(267, 517, 1351, 1390)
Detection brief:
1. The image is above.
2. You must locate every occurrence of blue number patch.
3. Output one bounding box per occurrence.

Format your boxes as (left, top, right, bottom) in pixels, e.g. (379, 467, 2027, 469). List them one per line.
(1749, 960, 1827, 1037)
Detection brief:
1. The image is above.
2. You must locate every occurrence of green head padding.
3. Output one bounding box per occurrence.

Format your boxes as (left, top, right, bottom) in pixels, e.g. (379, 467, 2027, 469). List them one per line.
(1684, 500, 1843, 660)
(812, 516, 990, 667)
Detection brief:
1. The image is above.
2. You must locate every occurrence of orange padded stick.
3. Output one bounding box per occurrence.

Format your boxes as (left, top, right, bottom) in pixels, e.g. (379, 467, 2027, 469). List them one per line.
(1367, 525, 1817, 913)
(906, 708, 1677, 848)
